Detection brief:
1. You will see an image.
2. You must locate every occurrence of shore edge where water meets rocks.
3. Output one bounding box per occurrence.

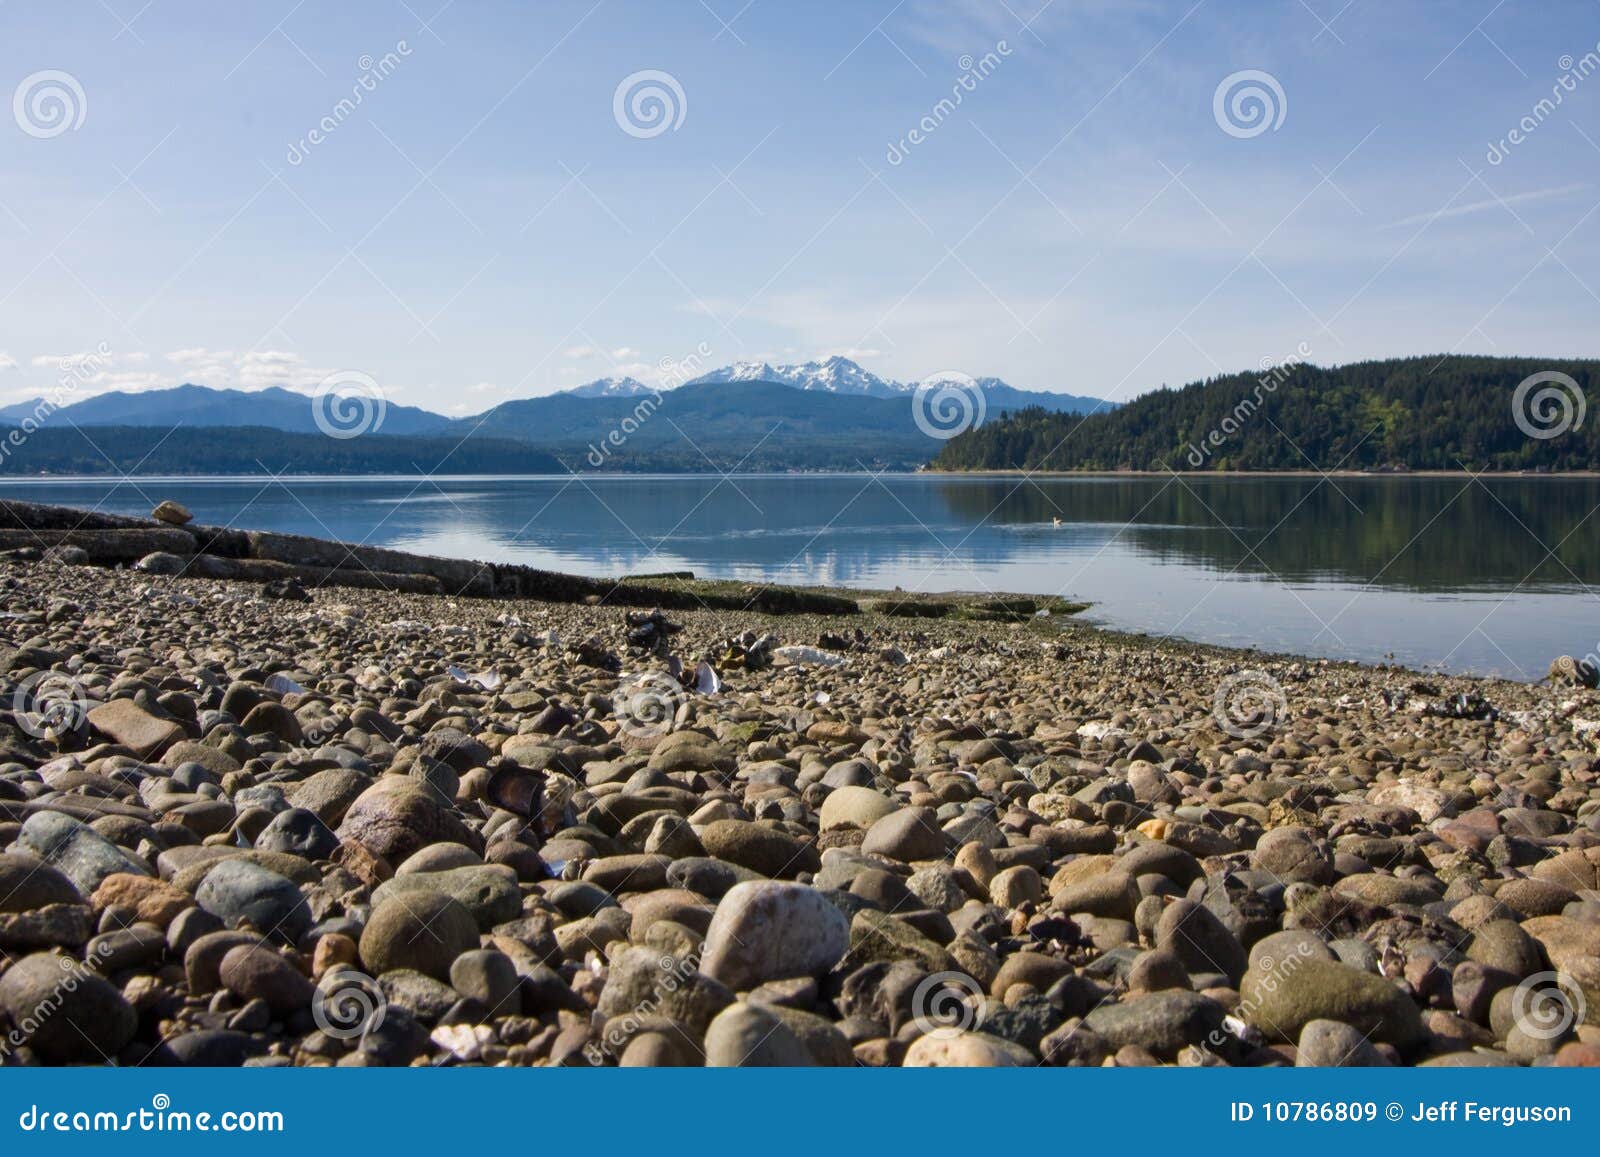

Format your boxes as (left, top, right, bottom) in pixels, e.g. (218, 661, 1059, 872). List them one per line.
(0, 501, 1598, 1068)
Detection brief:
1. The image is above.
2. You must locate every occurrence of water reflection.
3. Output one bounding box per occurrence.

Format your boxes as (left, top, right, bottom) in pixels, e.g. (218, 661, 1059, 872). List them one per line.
(3, 473, 1596, 678)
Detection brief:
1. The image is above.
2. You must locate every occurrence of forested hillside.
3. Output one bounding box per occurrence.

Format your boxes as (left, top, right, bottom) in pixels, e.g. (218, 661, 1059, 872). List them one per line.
(931, 356, 1599, 472)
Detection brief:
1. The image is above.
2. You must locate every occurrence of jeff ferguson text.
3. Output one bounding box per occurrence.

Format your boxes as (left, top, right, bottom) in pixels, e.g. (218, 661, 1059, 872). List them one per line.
(1229, 1101, 1573, 1126)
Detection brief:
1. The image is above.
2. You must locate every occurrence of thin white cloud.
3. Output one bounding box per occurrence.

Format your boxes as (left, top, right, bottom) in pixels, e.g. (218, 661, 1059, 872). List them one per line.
(610, 346, 639, 359)
(32, 352, 109, 369)
(0, 352, 16, 371)
(168, 346, 234, 364)
(1382, 183, 1589, 229)
(89, 370, 166, 392)
(562, 344, 598, 359)
(160, 347, 330, 390)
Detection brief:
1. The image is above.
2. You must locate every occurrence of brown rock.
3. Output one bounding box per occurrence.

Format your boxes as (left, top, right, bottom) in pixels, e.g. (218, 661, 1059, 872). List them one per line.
(87, 699, 183, 755)
(92, 873, 191, 928)
(335, 778, 482, 863)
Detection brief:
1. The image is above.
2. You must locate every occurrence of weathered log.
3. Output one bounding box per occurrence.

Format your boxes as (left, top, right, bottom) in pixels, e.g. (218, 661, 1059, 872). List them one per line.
(0, 527, 197, 561)
(0, 498, 162, 532)
(188, 554, 444, 595)
(245, 531, 491, 595)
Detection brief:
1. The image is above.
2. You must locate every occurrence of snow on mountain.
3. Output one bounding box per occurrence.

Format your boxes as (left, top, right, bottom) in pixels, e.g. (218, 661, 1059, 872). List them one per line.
(687, 357, 1110, 414)
(690, 356, 900, 396)
(562, 376, 657, 398)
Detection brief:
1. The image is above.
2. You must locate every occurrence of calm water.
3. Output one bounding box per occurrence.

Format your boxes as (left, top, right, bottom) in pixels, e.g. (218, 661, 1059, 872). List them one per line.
(4, 474, 1598, 680)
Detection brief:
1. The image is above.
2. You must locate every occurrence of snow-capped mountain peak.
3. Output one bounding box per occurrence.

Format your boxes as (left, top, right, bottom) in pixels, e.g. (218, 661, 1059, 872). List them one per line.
(690, 356, 898, 396)
(679, 357, 1110, 416)
(563, 376, 656, 398)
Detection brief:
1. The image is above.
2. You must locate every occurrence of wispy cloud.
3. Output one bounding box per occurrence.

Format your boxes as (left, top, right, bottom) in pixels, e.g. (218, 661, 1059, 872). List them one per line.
(1381, 183, 1589, 230)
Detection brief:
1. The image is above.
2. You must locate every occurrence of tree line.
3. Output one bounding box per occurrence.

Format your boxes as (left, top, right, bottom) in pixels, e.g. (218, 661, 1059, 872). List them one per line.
(930, 356, 1600, 472)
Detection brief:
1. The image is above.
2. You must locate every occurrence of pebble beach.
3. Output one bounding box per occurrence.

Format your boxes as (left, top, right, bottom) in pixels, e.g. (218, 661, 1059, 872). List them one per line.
(2, 515, 1599, 1068)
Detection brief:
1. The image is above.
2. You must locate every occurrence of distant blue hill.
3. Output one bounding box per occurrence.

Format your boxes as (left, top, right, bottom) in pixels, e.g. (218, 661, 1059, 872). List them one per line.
(0, 358, 1118, 472)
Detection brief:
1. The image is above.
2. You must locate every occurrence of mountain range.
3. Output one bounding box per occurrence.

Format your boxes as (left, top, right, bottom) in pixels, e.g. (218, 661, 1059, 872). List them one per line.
(1, 384, 449, 436)
(0, 358, 1111, 472)
(682, 355, 1106, 414)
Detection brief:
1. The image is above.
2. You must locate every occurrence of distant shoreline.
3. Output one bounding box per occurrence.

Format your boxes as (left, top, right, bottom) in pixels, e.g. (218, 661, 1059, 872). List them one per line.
(2, 467, 1600, 481)
(924, 468, 1600, 478)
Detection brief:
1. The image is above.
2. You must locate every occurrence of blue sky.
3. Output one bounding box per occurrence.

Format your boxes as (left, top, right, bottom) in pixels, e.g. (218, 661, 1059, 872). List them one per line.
(1, 0, 1597, 411)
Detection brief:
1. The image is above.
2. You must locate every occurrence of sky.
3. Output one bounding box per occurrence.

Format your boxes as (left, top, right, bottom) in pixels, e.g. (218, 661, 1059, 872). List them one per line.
(1, 0, 1598, 413)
